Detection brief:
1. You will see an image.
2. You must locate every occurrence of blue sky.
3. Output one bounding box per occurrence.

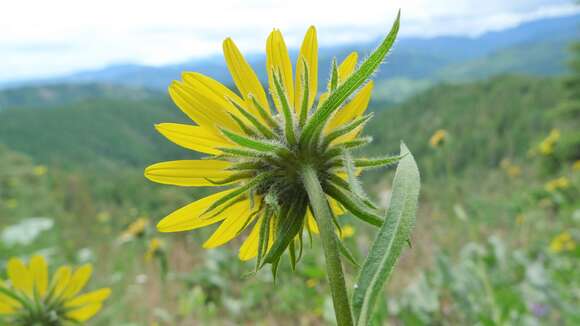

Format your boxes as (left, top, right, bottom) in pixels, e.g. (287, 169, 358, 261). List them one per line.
(0, 0, 577, 82)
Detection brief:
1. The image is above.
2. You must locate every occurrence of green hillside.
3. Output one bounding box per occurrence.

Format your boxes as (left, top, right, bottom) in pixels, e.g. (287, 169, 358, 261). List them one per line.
(0, 83, 162, 110)
(366, 75, 566, 177)
(0, 96, 195, 167)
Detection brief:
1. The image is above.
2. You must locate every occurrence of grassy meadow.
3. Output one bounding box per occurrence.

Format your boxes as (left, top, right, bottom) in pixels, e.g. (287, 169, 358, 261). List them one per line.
(1, 44, 579, 325)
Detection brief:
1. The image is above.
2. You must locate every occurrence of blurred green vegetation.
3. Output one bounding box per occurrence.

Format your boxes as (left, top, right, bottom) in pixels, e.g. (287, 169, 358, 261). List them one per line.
(1, 47, 579, 324)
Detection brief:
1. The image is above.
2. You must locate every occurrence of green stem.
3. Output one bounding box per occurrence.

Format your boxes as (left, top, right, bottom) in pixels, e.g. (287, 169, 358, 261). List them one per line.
(302, 165, 353, 326)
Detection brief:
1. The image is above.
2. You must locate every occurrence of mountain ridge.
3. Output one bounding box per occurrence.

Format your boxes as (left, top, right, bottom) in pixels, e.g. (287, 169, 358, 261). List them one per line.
(1, 13, 577, 91)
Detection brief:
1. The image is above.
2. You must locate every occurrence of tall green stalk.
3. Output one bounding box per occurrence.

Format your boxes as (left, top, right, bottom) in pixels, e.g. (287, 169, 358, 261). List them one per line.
(302, 165, 353, 326)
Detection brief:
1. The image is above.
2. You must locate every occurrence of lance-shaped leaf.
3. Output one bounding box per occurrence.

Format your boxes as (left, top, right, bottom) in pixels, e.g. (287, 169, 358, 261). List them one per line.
(351, 143, 420, 326)
(300, 11, 400, 146)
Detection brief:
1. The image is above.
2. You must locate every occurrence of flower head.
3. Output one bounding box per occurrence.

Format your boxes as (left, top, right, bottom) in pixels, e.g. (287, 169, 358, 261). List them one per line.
(145, 238, 165, 262)
(145, 17, 401, 269)
(549, 231, 576, 253)
(429, 129, 447, 148)
(0, 255, 110, 324)
(119, 217, 149, 242)
(33, 165, 47, 177)
(537, 129, 560, 156)
(573, 160, 580, 172)
(544, 176, 570, 192)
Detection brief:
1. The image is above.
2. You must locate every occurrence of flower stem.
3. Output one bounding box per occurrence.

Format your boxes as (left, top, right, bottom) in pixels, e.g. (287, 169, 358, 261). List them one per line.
(302, 165, 353, 326)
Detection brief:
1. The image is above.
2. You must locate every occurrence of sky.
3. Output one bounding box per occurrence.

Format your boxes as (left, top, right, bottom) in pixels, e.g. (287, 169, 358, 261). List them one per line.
(0, 0, 578, 82)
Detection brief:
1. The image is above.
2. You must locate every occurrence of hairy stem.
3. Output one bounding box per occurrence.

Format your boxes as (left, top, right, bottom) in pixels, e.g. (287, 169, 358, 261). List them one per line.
(302, 165, 353, 326)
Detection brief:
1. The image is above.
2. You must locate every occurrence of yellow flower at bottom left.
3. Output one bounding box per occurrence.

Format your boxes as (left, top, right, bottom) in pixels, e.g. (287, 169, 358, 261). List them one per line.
(0, 255, 111, 324)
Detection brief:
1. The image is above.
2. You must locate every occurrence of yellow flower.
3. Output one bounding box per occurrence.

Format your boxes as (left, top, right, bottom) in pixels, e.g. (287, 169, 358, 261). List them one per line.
(515, 214, 525, 225)
(500, 159, 521, 178)
(97, 211, 111, 223)
(144, 23, 400, 267)
(549, 231, 576, 253)
(544, 177, 570, 192)
(537, 129, 560, 156)
(306, 278, 318, 288)
(429, 129, 447, 148)
(120, 217, 149, 241)
(145, 238, 165, 262)
(33, 165, 47, 176)
(573, 160, 580, 172)
(0, 255, 110, 323)
(340, 225, 355, 239)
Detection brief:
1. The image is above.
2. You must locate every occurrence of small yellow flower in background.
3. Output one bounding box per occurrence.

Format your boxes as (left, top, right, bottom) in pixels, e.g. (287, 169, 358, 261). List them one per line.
(306, 278, 318, 288)
(549, 231, 576, 253)
(500, 159, 521, 178)
(515, 214, 525, 225)
(32, 165, 48, 176)
(0, 255, 111, 323)
(145, 238, 165, 262)
(429, 129, 447, 148)
(537, 129, 560, 156)
(544, 176, 571, 192)
(120, 217, 149, 242)
(340, 225, 355, 239)
(573, 160, 580, 172)
(97, 211, 111, 223)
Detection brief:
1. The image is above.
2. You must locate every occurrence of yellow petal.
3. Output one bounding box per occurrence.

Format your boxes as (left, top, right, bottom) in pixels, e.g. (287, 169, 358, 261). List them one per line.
(62, 265, 92, 299)
(266, 29, 294, 111)
(65, 288, 111, 308)
(203, 199, 256, 248)
(155, 123, 230, 155)
(144, 160, 233, 187)
(51, 266, 72, 299)
(29, 255, 48, 298)
(239, 217, 263, 261)
(338, 52, 358, 81)
(0, 281, 21, 313)
(306, 209, 319, 234)
(181, 72, 248, 133)
(66, 303, 103, 322)
(327, 81, 374, 132)
(7, 258, 32, 297)
(223, 38, 270, 116)
(295, 26, 318, 111)
(329, 198, 346, 216)
(157, 189, 237, 232)
(182, 72, 244, 110)
(169, 81, 240, 132)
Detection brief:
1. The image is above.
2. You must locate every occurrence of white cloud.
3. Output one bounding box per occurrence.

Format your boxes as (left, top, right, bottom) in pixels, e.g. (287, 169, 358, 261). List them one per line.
(0, 0, 577, 81)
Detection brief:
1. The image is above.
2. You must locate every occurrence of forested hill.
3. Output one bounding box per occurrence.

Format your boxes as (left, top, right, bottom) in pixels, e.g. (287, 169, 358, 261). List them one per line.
(0, 76, 566, 172)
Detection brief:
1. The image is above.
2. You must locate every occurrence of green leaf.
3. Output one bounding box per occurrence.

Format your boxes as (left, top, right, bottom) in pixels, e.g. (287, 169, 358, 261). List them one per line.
(263, 197, 307, 265)
(227, 98, 276, 139)
(338, 239, 360, 268)
(272, 70, 297, 146)
(220, 129, 282, 153)
(323, 114, 373, 147)
(355, 155, 404, 169)
(351, 142, 420, 326)
(329, 58, 339, 92)
(299, 57, 311, 127)
(300, 11, 400, 146)
(325, 183, 383, 227)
